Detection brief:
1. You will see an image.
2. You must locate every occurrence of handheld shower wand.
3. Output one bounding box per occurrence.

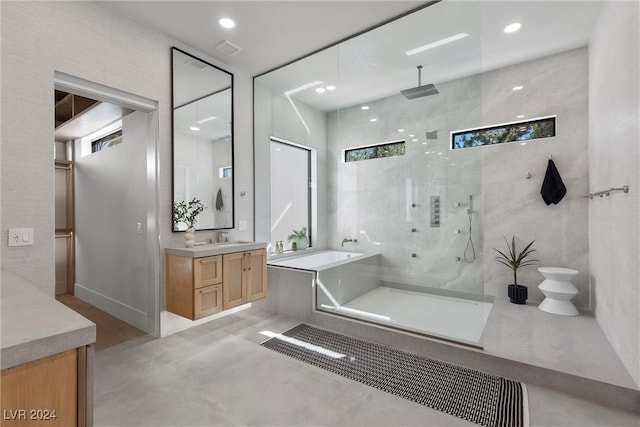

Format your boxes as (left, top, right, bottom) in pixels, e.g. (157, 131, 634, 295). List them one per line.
(464, 195, 476, 263)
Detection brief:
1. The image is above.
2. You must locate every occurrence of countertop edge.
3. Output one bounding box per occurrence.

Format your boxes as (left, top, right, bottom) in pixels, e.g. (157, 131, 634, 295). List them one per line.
(166, 241, 267, 258)
(1, 324, 96, 370)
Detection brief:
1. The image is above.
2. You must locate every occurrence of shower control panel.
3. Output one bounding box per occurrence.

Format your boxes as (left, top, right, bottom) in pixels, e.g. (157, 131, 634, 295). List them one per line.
(430, 196, 440, 228)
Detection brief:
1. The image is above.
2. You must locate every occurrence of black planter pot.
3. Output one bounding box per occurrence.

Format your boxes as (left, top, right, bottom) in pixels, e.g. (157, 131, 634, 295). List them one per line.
(508, 284, 528, 304)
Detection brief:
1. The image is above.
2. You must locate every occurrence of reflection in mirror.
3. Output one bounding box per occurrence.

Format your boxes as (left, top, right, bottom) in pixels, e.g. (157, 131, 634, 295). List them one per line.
(172, 47, 233, 231)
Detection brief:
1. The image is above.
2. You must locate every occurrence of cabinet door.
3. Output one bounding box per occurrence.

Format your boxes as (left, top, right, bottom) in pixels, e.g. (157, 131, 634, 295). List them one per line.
(246, 249, 267, 301)
(194, 255, 222, 289)
(1, 349, 77, 427)
(223, 252, 246, 309)
(194, 284, 223, 319)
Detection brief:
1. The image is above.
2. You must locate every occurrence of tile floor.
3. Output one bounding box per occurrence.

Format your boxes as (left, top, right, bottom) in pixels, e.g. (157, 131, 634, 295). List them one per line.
(93, 306, 640, 427)
(482, 297, 637, 389)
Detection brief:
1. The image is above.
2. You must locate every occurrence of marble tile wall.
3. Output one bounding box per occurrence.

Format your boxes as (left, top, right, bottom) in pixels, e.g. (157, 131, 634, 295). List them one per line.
(327, 48, 590, 306)
(588, 1, 640, 386)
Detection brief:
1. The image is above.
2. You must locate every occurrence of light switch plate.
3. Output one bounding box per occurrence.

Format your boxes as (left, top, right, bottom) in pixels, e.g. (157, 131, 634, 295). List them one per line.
(238, 220, 247, 231)
(8, 228, 34, 246)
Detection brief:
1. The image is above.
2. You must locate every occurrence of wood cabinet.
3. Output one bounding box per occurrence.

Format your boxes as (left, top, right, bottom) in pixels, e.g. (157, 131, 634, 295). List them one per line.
(166, 255, 223, 320)
(1, 346, 91, 427)
(166, 248, 266, 320)
(222, 250, 267, 310)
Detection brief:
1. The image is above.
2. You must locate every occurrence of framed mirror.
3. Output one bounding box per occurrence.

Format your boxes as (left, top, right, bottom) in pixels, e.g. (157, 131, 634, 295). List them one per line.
(172, 47, 234, 231)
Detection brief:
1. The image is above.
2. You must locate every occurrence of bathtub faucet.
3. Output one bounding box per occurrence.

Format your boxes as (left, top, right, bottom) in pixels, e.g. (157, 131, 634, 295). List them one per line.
(341, 238, 358, 247)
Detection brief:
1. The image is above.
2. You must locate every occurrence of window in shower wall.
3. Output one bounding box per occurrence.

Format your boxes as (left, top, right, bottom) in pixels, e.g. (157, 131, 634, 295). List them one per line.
(270, 138, 314, 252)
(344, 140, 405, 162)
(451, 115, 556, 149)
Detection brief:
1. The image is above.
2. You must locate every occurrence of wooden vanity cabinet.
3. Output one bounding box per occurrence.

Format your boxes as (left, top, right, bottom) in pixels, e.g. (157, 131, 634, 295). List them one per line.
(166, 254, 223, 320)
(166, 248, 266, 320)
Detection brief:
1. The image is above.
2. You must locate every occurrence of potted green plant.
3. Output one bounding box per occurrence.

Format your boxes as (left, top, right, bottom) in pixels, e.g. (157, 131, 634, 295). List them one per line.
(173, 198, 205, 247)
(494, 236, 538, 304)
(287, 226, 308, 251)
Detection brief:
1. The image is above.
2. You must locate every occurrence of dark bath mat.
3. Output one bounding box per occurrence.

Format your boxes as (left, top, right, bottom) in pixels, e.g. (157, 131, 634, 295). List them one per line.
(262, 324, 529, 427)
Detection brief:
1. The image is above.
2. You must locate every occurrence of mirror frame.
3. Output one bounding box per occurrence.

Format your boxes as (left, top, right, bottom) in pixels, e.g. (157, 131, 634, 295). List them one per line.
(171, 47, 235, 232)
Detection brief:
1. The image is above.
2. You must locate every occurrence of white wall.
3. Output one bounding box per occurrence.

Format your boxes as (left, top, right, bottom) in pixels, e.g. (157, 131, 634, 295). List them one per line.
(74, 111, 152, 331)
(0, 1, 254, 334)
(589, 0, 640, 386)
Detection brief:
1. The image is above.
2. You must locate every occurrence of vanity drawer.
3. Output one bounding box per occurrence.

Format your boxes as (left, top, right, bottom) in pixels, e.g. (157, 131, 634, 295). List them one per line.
(194, 284, 223, 319)
(194, 255, 222, 289)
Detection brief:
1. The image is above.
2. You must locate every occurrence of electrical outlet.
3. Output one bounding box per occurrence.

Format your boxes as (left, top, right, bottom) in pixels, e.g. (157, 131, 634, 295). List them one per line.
(8, 228, 34, 247)
(238, 220, 247, 231)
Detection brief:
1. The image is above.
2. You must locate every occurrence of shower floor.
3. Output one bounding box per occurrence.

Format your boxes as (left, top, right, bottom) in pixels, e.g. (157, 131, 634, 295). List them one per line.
(333, 286, 493, 346)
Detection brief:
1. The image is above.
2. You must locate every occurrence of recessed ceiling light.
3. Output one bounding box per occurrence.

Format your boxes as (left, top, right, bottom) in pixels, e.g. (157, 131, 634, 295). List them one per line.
(516, 114, 525, 118)
(370, 118, 378, 122)
(361, 105, 369, 110)
(406, 32, 469, 56)
(422, 142, 428, 145)
(219, 18, 235, 29)
(409, 134, 415, 137)
(315, 87, 326, 94)
(512, 85, 524, 91)
(398, 129, 405, 132)
(326, 85, 336, 91)
(412, 138, 418, 142)
(190, 126, 200, 132)
(504, 22, 522, 33)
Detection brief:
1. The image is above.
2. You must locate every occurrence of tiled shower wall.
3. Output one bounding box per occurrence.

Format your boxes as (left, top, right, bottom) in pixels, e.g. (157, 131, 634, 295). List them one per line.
(588, 1, 640, 386)
(327, 48, 590, 306)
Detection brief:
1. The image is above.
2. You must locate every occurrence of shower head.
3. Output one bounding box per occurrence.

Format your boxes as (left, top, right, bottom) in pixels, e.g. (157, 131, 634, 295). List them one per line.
(401, 65, 439, 99)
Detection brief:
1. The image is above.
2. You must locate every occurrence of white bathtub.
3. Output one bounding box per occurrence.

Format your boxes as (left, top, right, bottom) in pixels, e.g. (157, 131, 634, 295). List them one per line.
(267, 250, 372, 271)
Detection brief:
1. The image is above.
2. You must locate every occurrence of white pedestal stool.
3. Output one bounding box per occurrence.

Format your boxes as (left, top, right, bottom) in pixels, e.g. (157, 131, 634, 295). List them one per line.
(537, 267, 579, 316)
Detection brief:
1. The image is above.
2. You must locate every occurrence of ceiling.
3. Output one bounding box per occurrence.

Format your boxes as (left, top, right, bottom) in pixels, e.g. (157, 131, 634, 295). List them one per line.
(98, 0, 426, 76)
(257, 0, 604, 111)
(100, 0, 604, 112)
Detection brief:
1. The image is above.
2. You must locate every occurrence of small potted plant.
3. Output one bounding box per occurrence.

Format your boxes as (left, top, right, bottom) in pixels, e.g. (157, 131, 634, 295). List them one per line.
(287, 226, 308, 251)
(494, 236, 538, 304)
(173, 198, 205, 247)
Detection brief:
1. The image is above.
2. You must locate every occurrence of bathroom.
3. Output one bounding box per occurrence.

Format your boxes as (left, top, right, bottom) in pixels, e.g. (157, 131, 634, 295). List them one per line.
(1, 0, 638, 421)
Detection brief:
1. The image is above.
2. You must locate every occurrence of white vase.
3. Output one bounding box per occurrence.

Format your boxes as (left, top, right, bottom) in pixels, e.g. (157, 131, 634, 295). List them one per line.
(184, 227, 195, 247)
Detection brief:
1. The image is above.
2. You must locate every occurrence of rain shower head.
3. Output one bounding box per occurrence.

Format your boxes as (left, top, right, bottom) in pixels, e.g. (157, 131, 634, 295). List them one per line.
(401, 65, 439, 99)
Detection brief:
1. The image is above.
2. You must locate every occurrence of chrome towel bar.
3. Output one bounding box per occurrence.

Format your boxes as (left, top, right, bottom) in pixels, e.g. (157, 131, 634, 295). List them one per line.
(585, 185, 629, 199)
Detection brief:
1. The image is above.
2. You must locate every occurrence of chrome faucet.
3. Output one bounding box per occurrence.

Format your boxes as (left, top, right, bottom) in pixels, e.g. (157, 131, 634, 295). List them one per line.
(341, 238, 357, 247)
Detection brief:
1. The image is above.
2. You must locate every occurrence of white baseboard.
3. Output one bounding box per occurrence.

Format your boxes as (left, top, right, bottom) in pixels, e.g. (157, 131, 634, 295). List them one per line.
(74, 283, 148, 332)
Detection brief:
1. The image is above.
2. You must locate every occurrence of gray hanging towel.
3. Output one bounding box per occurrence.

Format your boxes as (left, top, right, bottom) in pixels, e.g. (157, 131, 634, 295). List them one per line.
(540, 159, 566, 205)
(215, 188, 223, 211)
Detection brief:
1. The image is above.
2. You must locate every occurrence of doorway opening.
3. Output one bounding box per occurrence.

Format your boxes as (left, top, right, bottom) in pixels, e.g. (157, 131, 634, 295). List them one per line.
(54, 72, 160, 344)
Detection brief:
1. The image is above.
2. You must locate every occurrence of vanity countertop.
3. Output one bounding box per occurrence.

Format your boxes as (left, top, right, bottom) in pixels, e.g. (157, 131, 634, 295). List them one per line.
(1, 269, 96, 370)
(166, 241, 268, 258)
